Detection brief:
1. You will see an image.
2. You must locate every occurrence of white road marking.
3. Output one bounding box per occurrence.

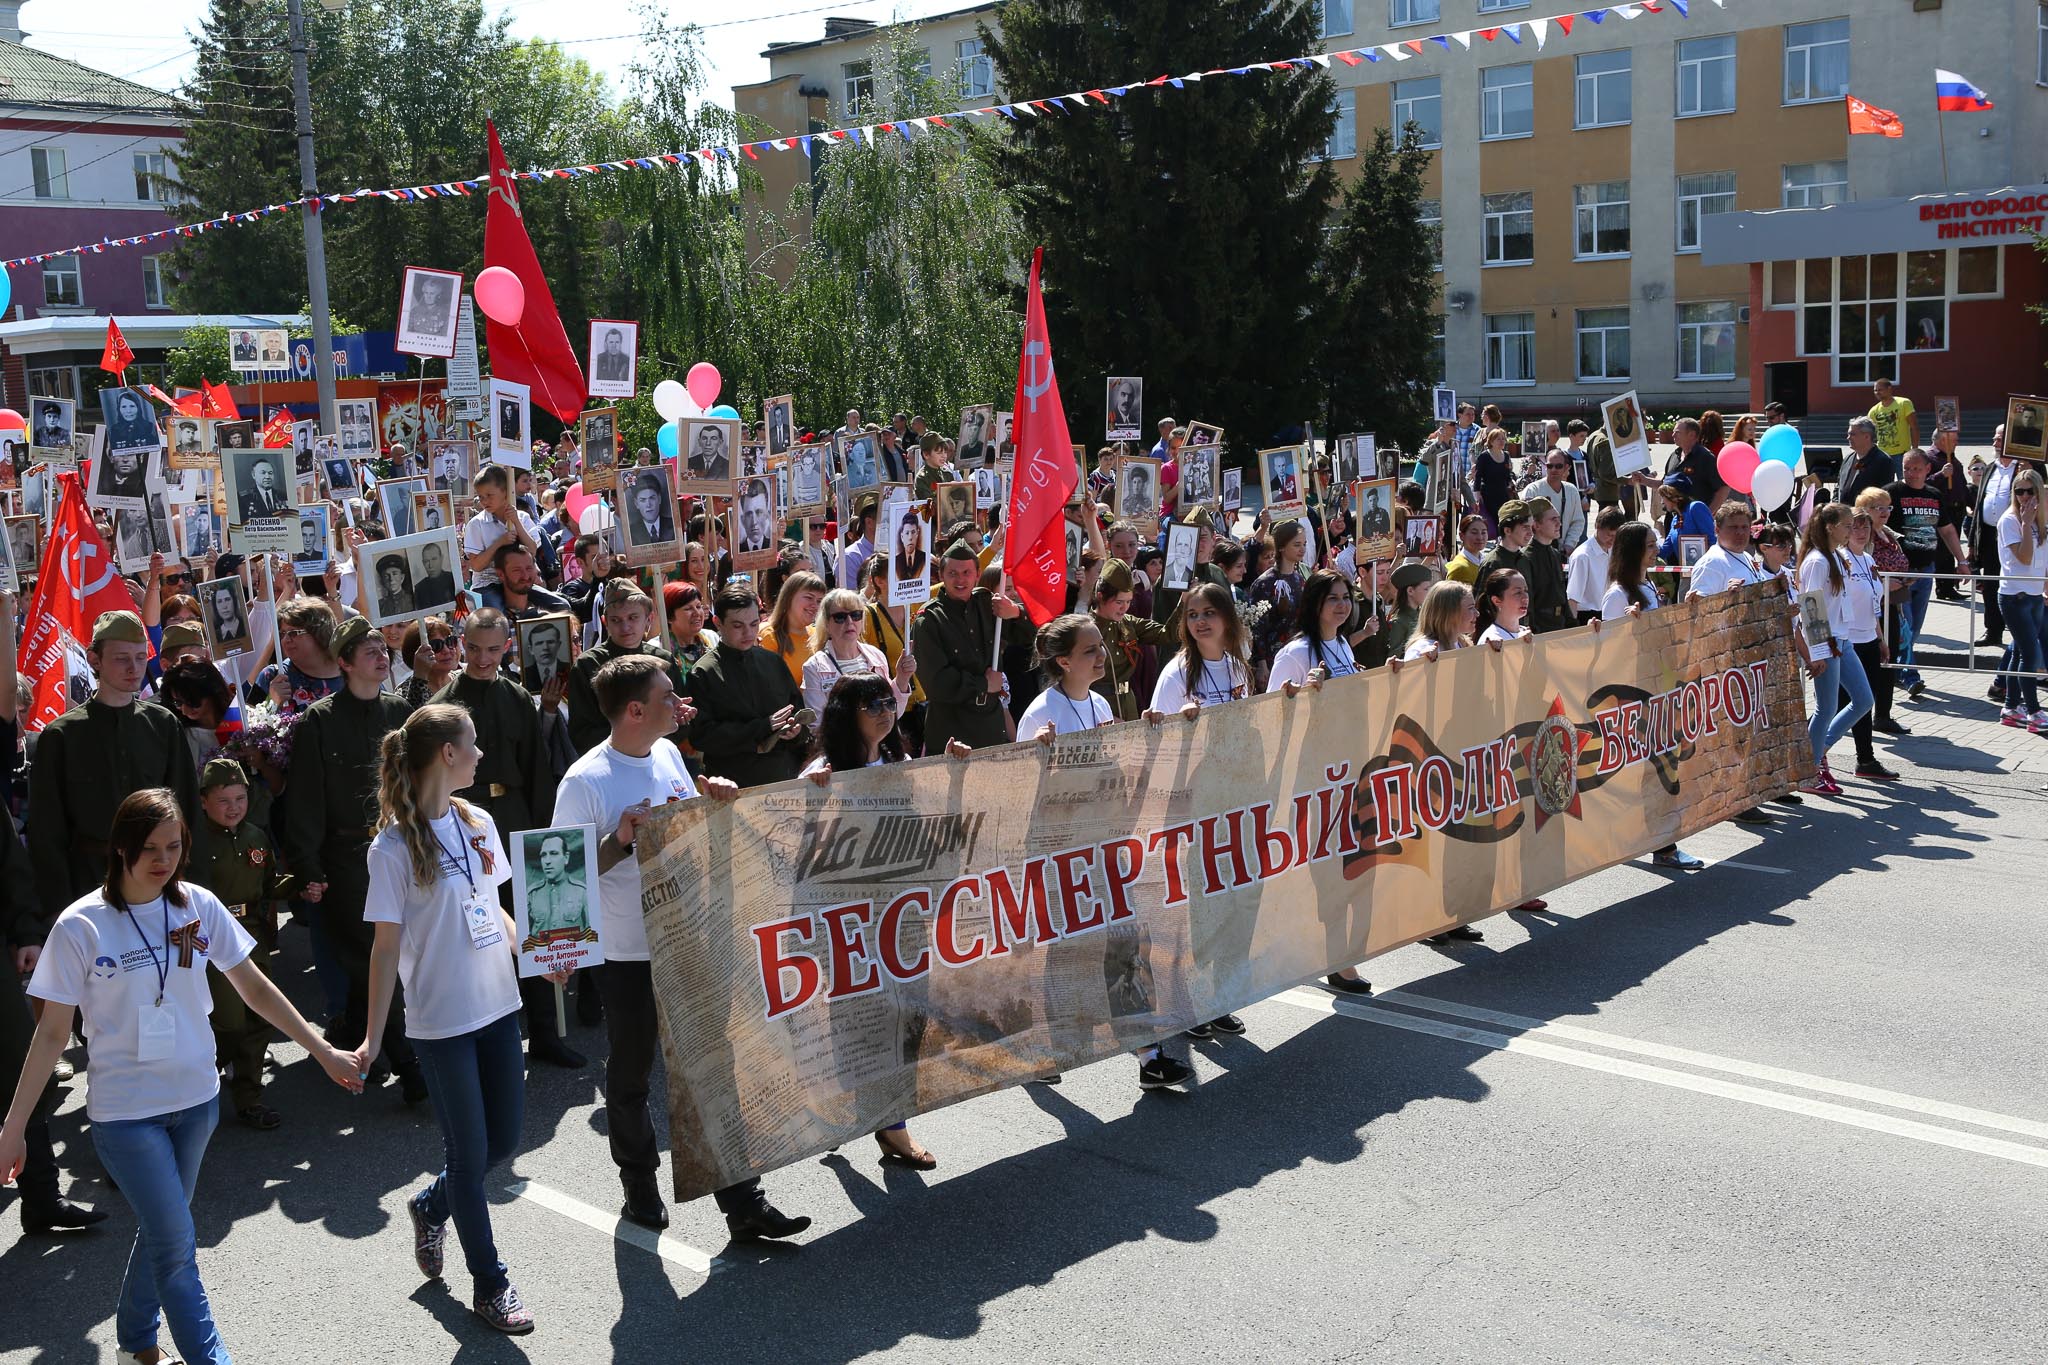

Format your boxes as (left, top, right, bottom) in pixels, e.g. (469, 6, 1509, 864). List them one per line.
(506, 1178, 715, 1275)
(1273, 988, 2048, 1169)
(1372, 990, 2048, 1142)
(1708, 858, 1789, 875)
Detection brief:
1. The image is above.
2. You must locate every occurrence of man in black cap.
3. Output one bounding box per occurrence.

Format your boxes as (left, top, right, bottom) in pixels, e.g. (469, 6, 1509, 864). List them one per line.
(686, 583, 809, 787)
(913, 540, 1022, 751)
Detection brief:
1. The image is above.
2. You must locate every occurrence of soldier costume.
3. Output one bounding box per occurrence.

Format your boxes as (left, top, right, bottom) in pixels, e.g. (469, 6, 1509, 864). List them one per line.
(911, 545, 1011, 751)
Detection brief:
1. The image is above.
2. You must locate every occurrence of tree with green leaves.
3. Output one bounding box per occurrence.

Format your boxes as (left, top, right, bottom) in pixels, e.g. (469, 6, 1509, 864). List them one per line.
(981, 0, 1336, 457)
(1317, 126, 1441, 453)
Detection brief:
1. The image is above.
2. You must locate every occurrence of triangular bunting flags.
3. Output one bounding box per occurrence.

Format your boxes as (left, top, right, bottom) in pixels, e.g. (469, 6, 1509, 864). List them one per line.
(1529, 17, 1549, 46)
(1557, 13, 1575, 32)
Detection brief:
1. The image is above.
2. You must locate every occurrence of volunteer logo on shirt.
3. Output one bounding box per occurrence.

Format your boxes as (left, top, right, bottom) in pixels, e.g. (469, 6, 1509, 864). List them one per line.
(669, 781, 689, 800)
(91, 956, 119, 980)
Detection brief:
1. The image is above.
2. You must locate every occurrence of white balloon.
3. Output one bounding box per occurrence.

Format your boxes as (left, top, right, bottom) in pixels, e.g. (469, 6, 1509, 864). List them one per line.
(653, 379, 689, 423)
(1751, 459, 1795, 510)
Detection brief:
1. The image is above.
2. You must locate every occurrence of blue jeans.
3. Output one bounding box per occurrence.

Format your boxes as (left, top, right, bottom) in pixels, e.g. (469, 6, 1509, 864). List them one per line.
(92, 1099, 230, 1364)
(1897, 574, 1934, 690)
(412, 1011, 525, 1297)
(2000, 593, 2046, 714)
(1809, 643, 1875, 768)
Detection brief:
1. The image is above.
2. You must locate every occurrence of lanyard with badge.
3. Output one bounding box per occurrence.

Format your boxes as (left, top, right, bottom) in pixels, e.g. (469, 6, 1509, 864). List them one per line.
(121, 897, 177, 1061)
(432, 820, 503, 951)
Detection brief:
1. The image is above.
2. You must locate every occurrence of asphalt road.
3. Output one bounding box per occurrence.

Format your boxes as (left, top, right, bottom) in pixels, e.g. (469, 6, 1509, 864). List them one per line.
(4, 600, 2045, 1365)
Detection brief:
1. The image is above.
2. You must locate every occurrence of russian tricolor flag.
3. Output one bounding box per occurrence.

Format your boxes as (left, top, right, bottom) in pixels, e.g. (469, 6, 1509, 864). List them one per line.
(1934, 69, 1993, 113)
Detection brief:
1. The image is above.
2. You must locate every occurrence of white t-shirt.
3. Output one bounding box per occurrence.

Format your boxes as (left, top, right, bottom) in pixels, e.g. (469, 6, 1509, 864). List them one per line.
(462, 508, 542, 591)
(1150, 653, 1249, 712)
(1798, 550, 1856, 643)
(364, 809, 519, 1040)
(1565, 539, 1610, 614)
(1600, 581, 1660, 620)
(1478, 622, 1524, 646)
(1998, 509, 2046, 594)
(29, 885, 254, 1123)
(1266, 635, 1359, 693)
(551, 739, 699, 963)
(1686, 543, 1766, 598)
(801, 641, 909, 717)
(1019, 685, 1115, 735)
(1401, 635, 1453, 661)
(1982, 460, 2020, 527)
(1839, 550, 1882, 644)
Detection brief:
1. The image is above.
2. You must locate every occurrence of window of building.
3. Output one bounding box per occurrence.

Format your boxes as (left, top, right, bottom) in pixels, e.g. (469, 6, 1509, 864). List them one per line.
(1780, 251, 1997, 384)
(1783, 19, 1849, 105)
(1574, 50, 1631, 129)
(1676, 171, 1736, 253)
(1391, 0, 1439, 27)
(1320, 0, 1354, 37)
(1477, 0, 1528, 11)
(1782, 160, 1847, 208)
(1485, 313, 1536, 385)
(1322, 90, 1356, 160)
(1573, 181, 1630, 259)
(142, 256, 166, 308)
(1677, 302, 1739, 380)
(1481, 64, 1534, 140)
(42, 256, 81, 307)
(958, 39, 993, 98)
(1957, 245, 2001, 296)
(909, 48, 932, 82)
(1576, 308, 1631, 381)
(30, 147, 68, 199)
(133, 152, 168, 202)
(1392, 77, 1442, 149)
(842, 61, 874, 114)
(1482, 191, 1534, 266)
(1676, 35, 1736, 117)
(1418, 198, 1443, 271)
(1767, 261, 1798, 309)
(27, 366, 79, 401)
(1430, 317, 1446, 384)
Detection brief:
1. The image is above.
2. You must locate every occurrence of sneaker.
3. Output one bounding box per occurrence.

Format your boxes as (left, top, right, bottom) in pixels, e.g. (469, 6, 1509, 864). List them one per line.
(2002, 707, 2028, 727)
(472, 1283, 535, 1335)
(1803, 768, 1843, 796)
(1907, 681, 1927, 701)
(1853, 761, 1901, 781)
(407, 1191, 446, 1281)
(1138, 1055, 1195, 1089)
(1181, 1021, 1215, 1040)
(1207, 1013, 1246, 1036)
(1731, 807, 1776, 825)
(1651, 848, 1706, 870)
(1990, 682, 2008, 701)
(2031, 711, 2048, 734)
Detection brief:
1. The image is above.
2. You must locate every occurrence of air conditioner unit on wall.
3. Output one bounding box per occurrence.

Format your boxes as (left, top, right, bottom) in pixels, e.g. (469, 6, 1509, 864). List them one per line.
(1738, 305, 1751, 323)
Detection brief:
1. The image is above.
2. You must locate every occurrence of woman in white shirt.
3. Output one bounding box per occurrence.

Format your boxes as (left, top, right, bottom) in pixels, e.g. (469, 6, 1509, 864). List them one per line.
(1402, 580, 1477, 661)
(1148, 582, 1251, 716)
(1601, 523, 1706, 869)
(1838, 512, 1900, 780)
(1265, 570, 1374, 695)
(1475, 568, 1532, 647)
(363, 705, 567, 1336)
(0, 789, 358, 1365)
(1797, 503, 1874, 796)
(1022, 614, 1117, 738)
(1996, 468, 2048, 728)
(802, 587, 914, 716)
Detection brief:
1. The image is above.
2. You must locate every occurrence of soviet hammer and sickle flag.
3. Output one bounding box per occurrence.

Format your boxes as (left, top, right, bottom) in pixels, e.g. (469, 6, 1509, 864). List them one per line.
(482, 119, 587, 425)
(1003, 247, 1079, 625)
(22, 472, 138, 731)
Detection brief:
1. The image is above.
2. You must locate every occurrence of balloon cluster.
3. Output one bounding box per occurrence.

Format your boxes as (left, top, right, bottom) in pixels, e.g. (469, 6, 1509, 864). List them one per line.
(1715, 424, 1804, 511)
(653, 362, 738, 458)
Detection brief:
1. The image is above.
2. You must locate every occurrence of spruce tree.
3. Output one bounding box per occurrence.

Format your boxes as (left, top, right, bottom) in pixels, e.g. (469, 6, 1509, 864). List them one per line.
(1318, 126, 1440, 453)
(982, 0, 1336, 457)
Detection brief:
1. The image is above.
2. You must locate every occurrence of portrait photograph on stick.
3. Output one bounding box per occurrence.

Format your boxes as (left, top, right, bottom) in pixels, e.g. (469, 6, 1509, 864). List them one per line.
(411, 488, 453, 534)
(678, 418, 738, 496)
(1601, 389, 1652, 478)
(785, 442, 828, 516)
(354, 524, 462, 627)
(580, 408, 618, 492)
(378, 476, 427, 539)
(885, 500, 930, 609)
(513, 825, 603, 977)
(88, 440, 154, 513)
(1105, 376, 1143, 441)
(2005, 395, 2048, 462)
(337, 398, 377, 458)
(729, 476, 782, 571)
(292, 504, 331, 574)
(1260, 445, 1305, 515)
(427, 438, 473, 500)
(1179, 445, 1217, 508)
(4, 514, 40, 584)
(933, 480, 976, 535)
(490, 378, 532, 468)
(516, 613, 575, 693)
(1116, 456, 1162, 524)
(30, 397, 74, 459)
(98, 386, 160, 460)
(620, 464, 682, 567)
(1351, 477, 1399, 565)
(220, 446, 293, 523)
(586, 319, 638, 400)
(957, 405, 995, 465)
(198, 572, 255, 659)
(764, 394, 795, 457)
(395, 265, 463, 358)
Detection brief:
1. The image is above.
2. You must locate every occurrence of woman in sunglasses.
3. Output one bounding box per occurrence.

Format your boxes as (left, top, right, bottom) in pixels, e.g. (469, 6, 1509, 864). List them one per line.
(800, 588, 912, 716)
(397, 615, 460, 710)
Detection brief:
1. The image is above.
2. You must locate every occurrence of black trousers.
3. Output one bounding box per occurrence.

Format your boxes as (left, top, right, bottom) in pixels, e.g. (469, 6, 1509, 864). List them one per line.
(595, 960, 762, 1214)
(1852, 638, 1894, 763)
(321, 888, 420, 1080)
(0, 957, 61, 1207)
(1976, 524, 2005, 643)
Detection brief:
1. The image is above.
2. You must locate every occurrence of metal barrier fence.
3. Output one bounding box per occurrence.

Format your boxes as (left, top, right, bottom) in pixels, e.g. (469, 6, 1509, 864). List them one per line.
(1879, 571, 2048, 680)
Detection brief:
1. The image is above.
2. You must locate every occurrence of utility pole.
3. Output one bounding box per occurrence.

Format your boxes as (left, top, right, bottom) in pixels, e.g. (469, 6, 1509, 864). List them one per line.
(287, 0, 337, 433)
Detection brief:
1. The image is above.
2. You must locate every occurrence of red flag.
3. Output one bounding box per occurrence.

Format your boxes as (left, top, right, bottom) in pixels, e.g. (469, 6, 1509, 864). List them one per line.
(143, 383, 179, 409)
(1003, 247, 1079, 626)
(1846, 95, 1904, 138)
(100, 318, 133, 374)
(482, 120, 587, 425)
(171, 388, 206, 418)
(261, 407, 294, 447)
(20, 473, 138, 731)
(205, 379, 241, 420)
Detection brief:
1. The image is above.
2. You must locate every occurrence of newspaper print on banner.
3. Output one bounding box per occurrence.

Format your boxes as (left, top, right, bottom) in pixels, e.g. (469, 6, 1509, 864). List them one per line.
(637, 583, 1814, 1200)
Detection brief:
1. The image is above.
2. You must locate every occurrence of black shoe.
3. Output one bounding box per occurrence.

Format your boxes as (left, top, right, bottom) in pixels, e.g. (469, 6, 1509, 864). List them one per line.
(399, 1070, 430, 1106)
(1182, 1021, 1215, 1040)
(1207, 1013, 1246, 1036)
(1906, 681, 1927, 700)
(527, 1031, 587, 1069)
(1777, 791, 1805, 805)
(1731, 807, 1776, 826)
(1428, 924, 1485, 944)
(621, 1174, 669, 1231)
(20, 1197, 108, 1234)
(1854, 761, 1901, 781)
(1138, 1055, 1194, 1089)
(725, 1202, 811, 1242)
(1326, 973, 1373, 995)
(1872, 719, 1911, 736)
(1977, 636, 2004, 649)
(1029, 1072, 1062, 1085)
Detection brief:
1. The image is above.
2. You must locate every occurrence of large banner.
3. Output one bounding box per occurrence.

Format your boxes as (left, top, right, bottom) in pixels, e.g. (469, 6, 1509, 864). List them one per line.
(640, 584, 1812, 1198)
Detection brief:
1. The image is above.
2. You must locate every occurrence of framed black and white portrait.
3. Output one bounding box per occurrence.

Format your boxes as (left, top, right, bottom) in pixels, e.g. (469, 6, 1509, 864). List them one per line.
(30, 397, 73, 458)
(336, 398, 378, 459)
(396, 266, 464, 358)
(677, 418, 738, 497)
(199, 573, 255, 659)
(585, 319, 638, 401)
(220, 447, 292, 523)
(98, 386, 160, 460)
(292, 504, 331, 574)
(488, 378, 531, 468)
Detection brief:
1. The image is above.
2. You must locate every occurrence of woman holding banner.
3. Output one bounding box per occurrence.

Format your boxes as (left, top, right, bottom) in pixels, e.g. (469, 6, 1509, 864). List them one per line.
(1401, 581, 1476, 661)
(1265, 571, 1370, 695)
(1021, 615, 1116, 739)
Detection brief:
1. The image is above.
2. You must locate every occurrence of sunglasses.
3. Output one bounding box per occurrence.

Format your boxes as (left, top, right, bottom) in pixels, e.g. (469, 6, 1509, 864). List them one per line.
(279, 628, 309, 643)
(428, 636, 457, 650)
(1545, 462, 1568, 470)
(859, 696, 897, 717)
(828, 611, 863, 625)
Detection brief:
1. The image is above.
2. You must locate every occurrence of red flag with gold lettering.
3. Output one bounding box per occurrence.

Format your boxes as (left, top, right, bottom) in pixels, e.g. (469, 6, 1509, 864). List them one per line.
(21, 473, 137, 731)
(1003, 248, 1079, 626)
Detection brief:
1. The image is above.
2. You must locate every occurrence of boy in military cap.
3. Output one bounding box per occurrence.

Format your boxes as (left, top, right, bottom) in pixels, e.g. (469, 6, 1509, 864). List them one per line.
(1478, 499, 1535, 586)
(157, 619, 211, 671)
(1091, 558, 1175, 722)
(194, 757, 299, 1129)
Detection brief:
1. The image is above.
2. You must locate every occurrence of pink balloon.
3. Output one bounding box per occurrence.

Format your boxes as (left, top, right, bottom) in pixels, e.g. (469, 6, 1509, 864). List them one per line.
(0, 408, 23, 432)
(474, 266, 525, 327)
(563, 480, 595, 527)
(1716, 440, 1761, 496)
(685, 361, 722, 412)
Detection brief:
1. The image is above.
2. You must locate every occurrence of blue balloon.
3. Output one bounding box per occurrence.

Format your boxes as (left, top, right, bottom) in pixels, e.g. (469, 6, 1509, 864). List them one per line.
(0, 268, 12, 318)
(1758, 423, 1803, 468)
(657, 420, 679, 461)
(708, 404, 740, 420)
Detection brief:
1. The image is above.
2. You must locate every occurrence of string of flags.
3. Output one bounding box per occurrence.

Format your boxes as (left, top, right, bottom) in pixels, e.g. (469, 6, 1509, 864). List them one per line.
(1, 0, 1730, 273)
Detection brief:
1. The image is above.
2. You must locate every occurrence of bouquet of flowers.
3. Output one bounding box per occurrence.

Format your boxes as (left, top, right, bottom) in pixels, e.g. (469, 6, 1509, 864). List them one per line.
(221, 702, 300, 772)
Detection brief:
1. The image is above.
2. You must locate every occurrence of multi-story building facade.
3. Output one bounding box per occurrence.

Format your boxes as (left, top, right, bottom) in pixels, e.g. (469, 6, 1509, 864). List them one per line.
(738, 2, 2046, 419)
